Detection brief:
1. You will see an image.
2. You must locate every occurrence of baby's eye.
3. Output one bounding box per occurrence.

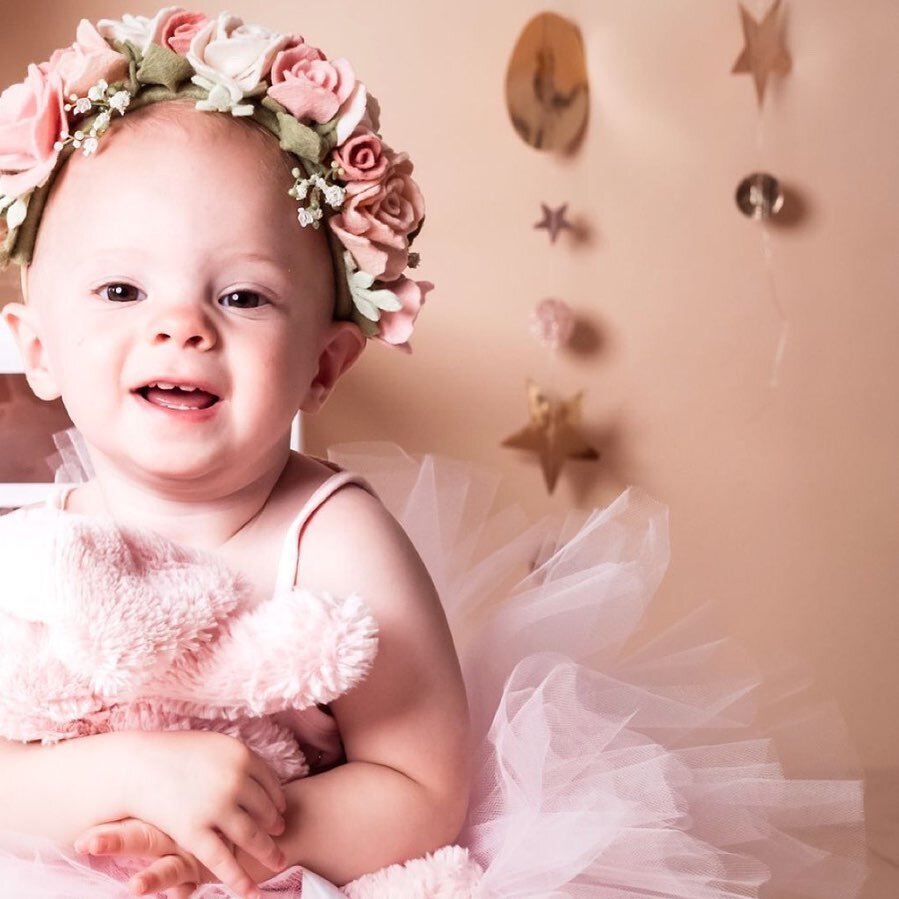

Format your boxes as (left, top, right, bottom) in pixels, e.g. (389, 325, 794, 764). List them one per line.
(101, 283, 143, 303)
(219, 290, 269, 309)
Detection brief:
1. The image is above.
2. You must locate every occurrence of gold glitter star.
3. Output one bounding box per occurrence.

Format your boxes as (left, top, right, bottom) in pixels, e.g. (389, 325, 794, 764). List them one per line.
(502, 380, 599, 493)
(732, 0, 792, 106)
(534, 202, 573, 244)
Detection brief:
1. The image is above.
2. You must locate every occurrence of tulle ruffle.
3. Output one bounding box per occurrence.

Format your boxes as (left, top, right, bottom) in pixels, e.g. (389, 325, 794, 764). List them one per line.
(0, 434, 866, 898)
(326, 442, 866, 899)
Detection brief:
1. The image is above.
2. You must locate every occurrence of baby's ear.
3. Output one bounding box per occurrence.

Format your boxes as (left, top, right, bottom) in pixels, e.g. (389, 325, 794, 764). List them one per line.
(301, 321, 366, 414)
(0, 302, 62, 401)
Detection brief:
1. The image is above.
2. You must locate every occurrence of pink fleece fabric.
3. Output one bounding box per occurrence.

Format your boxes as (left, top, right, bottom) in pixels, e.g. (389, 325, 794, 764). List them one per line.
(0, 506, 483, 896)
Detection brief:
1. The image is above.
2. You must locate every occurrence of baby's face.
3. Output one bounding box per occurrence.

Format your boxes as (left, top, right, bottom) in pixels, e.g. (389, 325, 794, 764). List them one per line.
(20, 104, 346, 491)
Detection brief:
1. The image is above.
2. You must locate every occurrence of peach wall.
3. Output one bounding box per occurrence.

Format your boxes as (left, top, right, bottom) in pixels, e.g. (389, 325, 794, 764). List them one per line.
(2, 1, 896, 885)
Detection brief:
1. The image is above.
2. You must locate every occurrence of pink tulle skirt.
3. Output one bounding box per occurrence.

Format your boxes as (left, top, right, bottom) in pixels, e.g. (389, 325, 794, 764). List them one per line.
(0, 438, 867, 897)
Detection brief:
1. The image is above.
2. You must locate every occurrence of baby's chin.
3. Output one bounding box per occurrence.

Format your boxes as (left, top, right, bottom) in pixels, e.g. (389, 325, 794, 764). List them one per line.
(86, 429, 264, 495)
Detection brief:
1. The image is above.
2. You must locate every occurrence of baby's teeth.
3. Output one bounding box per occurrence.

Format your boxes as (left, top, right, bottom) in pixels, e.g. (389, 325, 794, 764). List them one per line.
(151, 382, 200, 391)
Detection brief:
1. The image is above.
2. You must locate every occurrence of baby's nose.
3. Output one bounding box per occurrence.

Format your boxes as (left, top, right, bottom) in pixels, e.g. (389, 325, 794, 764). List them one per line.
(148, 308, 216, 350)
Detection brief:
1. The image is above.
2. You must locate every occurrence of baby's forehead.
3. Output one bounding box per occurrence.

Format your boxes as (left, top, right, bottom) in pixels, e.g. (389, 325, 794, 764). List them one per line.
(107, 98, 294, 181)
(34, 103, 333, 287)
(51, 101, 298, 225)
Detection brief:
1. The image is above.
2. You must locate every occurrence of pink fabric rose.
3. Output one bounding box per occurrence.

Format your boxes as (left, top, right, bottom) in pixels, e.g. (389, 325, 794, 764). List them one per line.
(376, 277, 433, 352)
(332, 129, 388, 182)
(39, 19, 128, 98)
(328, 151, 425, 281)
(160, 10, 209, 55)
(267, 44, 355, 124)
(0, 64, 65, 199)
(187, 12, 289, 97)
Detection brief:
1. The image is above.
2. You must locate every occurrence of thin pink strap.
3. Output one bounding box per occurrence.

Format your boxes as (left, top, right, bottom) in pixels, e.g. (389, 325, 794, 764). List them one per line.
(46, 485, 74, 511)
(274, 468, 377, 591)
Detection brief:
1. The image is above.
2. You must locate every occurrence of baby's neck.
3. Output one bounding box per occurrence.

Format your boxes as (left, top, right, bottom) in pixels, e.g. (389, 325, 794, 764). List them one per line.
(66, 447, 293, 553)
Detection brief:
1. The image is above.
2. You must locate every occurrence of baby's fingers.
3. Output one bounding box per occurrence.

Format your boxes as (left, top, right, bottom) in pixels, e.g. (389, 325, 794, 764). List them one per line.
(74, 817, 174, 856)
(128, 855, 195, 896)
(248, 755, 287, 816)
(239, 776, 287, 836)
(190, 829, 267, 899)
(221, 808, 287, 876)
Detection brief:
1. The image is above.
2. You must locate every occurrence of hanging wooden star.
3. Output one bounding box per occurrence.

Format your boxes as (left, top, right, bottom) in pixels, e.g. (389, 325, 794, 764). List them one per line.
(534, 202, 573, 244)
(502, 379, 599, 493)
(732, 0, 791, 106)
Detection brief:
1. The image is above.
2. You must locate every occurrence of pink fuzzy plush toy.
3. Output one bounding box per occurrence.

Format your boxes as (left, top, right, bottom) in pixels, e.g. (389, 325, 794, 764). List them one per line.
(0, 506, 379, 780)
(0, 506, 484, 897)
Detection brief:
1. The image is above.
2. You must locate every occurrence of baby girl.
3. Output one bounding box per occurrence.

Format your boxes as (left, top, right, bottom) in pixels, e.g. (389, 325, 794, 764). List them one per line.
(0, 7, 466, 897)
(0, 7, 869, 899)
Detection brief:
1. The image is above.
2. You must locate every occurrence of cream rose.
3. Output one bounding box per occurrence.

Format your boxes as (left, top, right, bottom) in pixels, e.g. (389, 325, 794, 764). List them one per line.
(96, 7, 186, 54)
(0, 64, 66, 199)
(40, 19, 129, 98)
(187, 13, 289, 103)
(329, 151, 425, 281)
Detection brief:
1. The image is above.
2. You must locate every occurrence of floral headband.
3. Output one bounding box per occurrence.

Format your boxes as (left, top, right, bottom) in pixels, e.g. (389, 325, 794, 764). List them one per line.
(0, 8, 432, 351)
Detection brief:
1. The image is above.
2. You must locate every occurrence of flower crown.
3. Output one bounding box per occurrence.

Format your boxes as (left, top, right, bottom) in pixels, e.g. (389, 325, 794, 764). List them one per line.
(0, 8, 433, 351)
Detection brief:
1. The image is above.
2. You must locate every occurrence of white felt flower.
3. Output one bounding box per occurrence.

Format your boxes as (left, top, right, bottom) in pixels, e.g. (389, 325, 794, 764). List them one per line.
(187, 12, 289, 113)
(2, 195, 28, 229)
(96, 7, 185, 54)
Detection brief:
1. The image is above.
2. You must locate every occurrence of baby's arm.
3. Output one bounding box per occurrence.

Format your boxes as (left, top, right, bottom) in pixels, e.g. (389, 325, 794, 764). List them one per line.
(0, 728, 288, 899)
(0, 731, 137, 842)
(261, 484, 472, 886)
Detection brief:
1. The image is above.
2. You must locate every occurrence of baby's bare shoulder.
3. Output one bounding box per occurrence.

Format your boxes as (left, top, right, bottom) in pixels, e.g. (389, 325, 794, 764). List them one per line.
(296, 478, 422, 597)
(295, 476, 470, 804)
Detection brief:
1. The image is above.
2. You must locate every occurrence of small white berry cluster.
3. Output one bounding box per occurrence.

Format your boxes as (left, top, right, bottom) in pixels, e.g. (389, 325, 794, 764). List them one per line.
(53, 79, 132, 157)
(289, 160, 347, 229)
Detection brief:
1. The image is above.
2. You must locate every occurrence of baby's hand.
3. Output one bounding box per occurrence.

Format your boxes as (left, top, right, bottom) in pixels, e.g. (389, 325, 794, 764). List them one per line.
(75, 817, 212, 898)
(119, 730, 289, 898)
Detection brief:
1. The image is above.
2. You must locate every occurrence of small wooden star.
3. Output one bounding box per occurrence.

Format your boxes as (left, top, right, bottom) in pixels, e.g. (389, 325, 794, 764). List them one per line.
(534, 202, 573, 244)
(502, 380, 599, 493)
(732, 0, 791, 106)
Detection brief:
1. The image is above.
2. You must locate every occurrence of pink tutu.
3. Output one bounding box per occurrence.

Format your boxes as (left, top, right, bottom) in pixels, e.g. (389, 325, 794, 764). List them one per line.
(0, 436, 867, 897)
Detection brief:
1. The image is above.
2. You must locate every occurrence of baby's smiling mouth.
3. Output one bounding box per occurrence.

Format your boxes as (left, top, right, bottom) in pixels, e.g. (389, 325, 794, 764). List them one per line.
(135, 381, 220, 411)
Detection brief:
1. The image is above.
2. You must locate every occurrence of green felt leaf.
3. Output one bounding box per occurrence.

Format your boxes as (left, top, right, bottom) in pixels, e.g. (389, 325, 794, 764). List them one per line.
(356, 315, 379, 337)
(314, 118, 339, 157)
(113, 40, 143, 95)
(7, 141, 75, 266)
(251, 104, 280, 137)
(276, 112, 322, 163)
(260, 95, 288, 116)
(136, 42, 194, 91)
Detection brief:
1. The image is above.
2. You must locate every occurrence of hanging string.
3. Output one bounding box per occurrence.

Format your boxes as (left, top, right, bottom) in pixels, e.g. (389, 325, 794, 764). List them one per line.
(754, 70, 790, 389)
(761, 225, 790, 388)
